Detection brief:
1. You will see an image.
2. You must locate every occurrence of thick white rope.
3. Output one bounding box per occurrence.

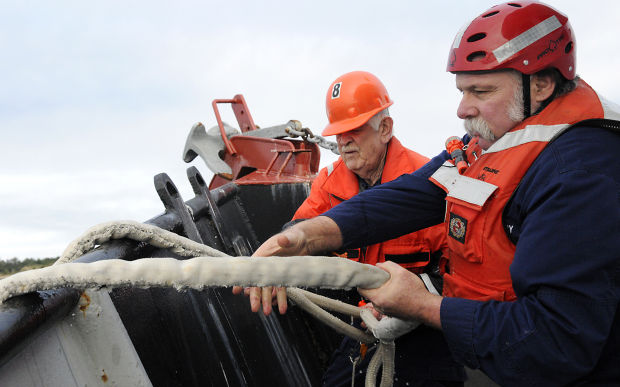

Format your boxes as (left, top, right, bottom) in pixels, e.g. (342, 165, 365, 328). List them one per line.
(57, 220, 227, 264)
(2, 220, 424, 387)
(357, 272, 440, 342)
(287, 288, 375, 344)
(365, 340, 395, 387)
(56, 221, 412, 340)
(0, 256, 390, 304)
(356, 273, 441, 385)
(291, 288, 361, 316)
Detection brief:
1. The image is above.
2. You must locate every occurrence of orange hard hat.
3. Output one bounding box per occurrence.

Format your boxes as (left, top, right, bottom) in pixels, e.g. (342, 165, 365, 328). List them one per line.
(322, 71, 393, 136)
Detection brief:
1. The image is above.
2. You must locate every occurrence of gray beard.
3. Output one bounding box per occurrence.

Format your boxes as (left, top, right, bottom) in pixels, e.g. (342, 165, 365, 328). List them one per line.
(463, 85, 525, 143)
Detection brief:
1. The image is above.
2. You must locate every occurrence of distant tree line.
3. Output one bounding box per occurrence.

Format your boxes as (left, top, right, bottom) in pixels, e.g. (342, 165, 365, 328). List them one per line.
(0, 257, 58, 276)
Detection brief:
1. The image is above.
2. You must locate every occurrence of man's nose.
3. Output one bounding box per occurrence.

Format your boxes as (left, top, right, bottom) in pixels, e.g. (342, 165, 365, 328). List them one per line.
(337, 131, 352, 144)
(457, 94, 478, 120)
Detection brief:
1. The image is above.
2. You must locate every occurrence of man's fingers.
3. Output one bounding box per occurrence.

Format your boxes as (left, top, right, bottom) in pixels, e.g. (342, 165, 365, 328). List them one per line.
(232, 285, 243, 295)
(375, 260, 400, 273)
(361, 302, 383, 319)
(246, 229, 304, 315)
(262, 286, 273, 315)
(253, 230, 299, 257)
(249, 287, 261, 313)
(276, 233, 292, 249)
(276, 287, 288, 314)
(357, 286, 374, 300)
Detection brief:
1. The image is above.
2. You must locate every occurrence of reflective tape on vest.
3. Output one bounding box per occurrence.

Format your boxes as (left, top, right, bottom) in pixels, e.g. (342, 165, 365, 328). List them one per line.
(431, 162, 498, 208)
(327, 163, 335, 176)
(600, 97, 620, 121)
(483, 123, 569, 155)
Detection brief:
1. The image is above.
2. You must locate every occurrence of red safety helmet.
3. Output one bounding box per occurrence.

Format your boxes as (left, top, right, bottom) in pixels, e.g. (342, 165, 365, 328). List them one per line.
(322, 71, 393, 136)
(447, 1, 576, 80)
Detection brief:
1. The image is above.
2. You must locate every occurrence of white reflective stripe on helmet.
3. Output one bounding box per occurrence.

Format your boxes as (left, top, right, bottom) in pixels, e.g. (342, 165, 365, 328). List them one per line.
(431, 162, 497, 208)
(493, 15, 561, 63)
(452, 22, 470, 49)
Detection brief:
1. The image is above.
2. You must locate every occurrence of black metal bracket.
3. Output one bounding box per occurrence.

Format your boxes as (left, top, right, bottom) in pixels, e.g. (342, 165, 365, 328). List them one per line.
(154, 173, 203, 244)
(186, 167, 234, 252)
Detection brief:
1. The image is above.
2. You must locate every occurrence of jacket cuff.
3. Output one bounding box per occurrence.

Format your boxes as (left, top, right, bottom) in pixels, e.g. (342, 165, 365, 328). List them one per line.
(440, 297, 481, 369)
(323, 210, 367, 248)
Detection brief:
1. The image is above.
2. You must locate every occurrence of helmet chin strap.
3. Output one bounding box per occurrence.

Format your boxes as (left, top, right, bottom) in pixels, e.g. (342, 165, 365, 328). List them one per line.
(522, 73, 531, 118)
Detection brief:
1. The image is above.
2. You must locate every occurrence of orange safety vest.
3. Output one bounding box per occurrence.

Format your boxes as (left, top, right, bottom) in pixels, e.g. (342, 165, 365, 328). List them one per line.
(430, 79, 620, 301)
(294, 137, 446, 271)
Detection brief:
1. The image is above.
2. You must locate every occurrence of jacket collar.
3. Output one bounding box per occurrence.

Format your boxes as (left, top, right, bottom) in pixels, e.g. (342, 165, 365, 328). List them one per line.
(321, 137, 410, 200)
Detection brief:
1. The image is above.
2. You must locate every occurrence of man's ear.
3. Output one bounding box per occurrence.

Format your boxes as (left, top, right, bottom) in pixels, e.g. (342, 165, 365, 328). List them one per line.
(379, 116, 393, 144)
(531, 73, 556, 103)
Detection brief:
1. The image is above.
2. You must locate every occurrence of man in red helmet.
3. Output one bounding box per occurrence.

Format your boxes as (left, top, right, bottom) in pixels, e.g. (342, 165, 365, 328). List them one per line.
(284, 71, 465, 386)
(246, 1, 620, 385)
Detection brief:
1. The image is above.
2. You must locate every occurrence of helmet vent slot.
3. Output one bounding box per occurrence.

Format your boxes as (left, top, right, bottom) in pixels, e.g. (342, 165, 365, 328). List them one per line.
(467, 33, 487, 42)
(466, 51, 487, 62)
(565, 41, 573, 54)
(482, 11, 499, 18)
(507, 3, 522, 7)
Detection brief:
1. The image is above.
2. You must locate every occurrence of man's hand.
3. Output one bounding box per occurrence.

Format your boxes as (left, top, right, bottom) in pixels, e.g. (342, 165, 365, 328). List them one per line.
(358, 261, 443, 329)
(232, 231, 305, 315)
(231, 285, 287, 315)
(359, 302, 384, 329)
(232, 216, 343, 316)
(254, 228, 308, 257)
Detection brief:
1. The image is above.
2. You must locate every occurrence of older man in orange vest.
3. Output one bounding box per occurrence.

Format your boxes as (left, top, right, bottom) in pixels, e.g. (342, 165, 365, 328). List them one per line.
(291, 71, 445, 272)
(289, 71, 464, 387)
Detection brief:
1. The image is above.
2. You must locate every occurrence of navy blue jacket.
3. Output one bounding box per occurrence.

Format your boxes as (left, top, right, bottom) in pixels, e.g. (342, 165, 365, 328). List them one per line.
(324, 126, 620, 385)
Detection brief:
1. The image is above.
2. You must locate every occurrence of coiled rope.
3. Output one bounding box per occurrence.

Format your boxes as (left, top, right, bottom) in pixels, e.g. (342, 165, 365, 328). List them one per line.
(1, 220, 423, 387)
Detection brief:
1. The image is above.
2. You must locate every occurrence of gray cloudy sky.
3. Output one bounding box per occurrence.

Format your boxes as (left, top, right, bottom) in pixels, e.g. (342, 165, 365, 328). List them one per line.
(2, 1, 619, 258)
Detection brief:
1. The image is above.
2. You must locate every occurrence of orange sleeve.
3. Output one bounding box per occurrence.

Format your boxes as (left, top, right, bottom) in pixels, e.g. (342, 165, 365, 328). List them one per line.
(292, 167, 332, 220)
(406, 149, 431, 171)
(419, 223, 448, 255)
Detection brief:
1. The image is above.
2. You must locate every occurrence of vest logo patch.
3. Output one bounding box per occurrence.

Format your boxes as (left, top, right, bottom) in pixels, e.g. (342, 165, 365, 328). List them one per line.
(449, 213, 467, 244)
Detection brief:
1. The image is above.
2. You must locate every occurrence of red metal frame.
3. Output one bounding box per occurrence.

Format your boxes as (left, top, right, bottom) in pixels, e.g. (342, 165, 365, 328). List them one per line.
(211, 94, 258, 155)
(208, 94, 320, 189)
